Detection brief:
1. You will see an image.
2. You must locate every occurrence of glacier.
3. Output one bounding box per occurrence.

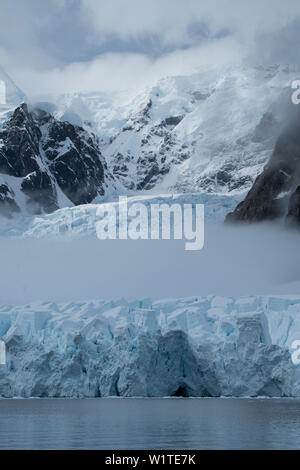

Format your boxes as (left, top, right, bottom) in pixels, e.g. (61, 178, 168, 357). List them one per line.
(0, 192, 243, 238)
(0, 66, 299, 400)
(0, 295, 299, 398)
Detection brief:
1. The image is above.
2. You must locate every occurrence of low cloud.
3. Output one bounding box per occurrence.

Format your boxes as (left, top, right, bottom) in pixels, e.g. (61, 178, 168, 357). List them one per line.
(10, 37, 241, 97)
(1, 0, 300, 97)
(1, 223, 300, 305)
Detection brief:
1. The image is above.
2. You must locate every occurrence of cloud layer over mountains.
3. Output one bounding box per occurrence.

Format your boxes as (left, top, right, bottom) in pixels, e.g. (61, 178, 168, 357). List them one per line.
(1, 0, 300, 97)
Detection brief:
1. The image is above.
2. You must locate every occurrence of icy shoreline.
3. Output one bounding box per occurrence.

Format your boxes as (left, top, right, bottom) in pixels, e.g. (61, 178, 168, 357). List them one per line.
(0, 295, 299, 398)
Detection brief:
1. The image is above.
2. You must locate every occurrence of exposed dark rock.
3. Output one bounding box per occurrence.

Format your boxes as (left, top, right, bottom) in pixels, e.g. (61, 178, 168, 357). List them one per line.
(44, 120, 105, 205)
(225, 167, 289, 223)
(21, 170, 58, 214)
(286, 185, 300, 226)
(252, 112, 281, 143)
(0, 103, 108, 216)
(110, 102, 192, 192)
(226, 117, 300, 224)
(0, 183, 20, 218)
(137, 161, 160, 190)
(0, 104, 41, 177)
(163, 115, 184, 127)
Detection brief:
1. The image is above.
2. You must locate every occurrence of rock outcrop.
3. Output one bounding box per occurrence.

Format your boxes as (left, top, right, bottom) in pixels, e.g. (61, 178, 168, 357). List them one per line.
(0, 104, 110, 215)
(226, 114, 300, 225)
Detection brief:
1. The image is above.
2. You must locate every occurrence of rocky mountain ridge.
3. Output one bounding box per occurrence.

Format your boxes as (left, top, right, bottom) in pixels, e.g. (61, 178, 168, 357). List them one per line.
(1, 65, 300, 221)
(0, 103, 113, 216)
(226, 107, 300, 226)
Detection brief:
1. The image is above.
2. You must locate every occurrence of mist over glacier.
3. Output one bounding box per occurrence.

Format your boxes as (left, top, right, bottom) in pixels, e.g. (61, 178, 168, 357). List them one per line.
(1, 222, 300, 305)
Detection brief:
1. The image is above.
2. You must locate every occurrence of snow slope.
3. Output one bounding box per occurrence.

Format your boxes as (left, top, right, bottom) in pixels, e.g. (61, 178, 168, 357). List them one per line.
(47, 64, 300, 194)
(1, 64, 298, 220)
(0, 295, 299, 397)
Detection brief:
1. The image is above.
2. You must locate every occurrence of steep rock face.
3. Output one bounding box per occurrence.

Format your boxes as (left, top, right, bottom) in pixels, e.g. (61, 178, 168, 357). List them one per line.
(286, 185, 300, 225)
(0, 183, 20, 217)
(226, 115, 300, 224)
(21, 170, 58, 214)
(0, 104, 41, 177)
(108, 98, 190, 191)
(1, 64, 300, 202)
(41, 110, 106, 205)
(0, 104, 110, 215)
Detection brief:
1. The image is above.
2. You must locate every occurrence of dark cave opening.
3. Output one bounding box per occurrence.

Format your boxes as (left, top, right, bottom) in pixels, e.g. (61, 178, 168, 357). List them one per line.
(172, 385, 189, 397)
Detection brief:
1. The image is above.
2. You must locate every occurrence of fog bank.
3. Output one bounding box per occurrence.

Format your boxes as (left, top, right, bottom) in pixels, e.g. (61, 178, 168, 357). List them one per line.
(1, 223, 300, 305)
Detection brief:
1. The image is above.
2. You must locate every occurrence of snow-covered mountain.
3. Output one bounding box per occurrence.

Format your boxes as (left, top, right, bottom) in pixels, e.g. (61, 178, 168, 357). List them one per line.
(0, 295, 299, 398)
(0, 103, 116, 216)
(46, 65, 300, 195)
(0, 64, 299, 219)
(226, 102, 300, 225)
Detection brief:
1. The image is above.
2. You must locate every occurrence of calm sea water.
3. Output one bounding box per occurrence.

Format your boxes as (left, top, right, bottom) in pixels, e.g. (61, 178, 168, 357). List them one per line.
(0, 398, 299, 449)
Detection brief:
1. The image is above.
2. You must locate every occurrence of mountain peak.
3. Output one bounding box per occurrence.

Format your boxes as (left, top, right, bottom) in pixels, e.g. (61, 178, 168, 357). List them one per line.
(0, 103, 112, 217)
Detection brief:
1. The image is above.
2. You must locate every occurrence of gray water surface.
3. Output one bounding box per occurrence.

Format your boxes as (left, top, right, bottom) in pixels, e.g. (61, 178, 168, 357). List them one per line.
(0, 398, 300, 449)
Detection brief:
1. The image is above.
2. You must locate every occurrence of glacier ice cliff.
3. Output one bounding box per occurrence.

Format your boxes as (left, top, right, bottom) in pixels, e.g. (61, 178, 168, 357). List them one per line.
(0, 193, 243, 238)
(0, 295, 299, 398)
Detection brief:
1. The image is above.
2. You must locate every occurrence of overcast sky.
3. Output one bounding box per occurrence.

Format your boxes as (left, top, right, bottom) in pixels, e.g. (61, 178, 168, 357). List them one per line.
(1, 0, 300, 97)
